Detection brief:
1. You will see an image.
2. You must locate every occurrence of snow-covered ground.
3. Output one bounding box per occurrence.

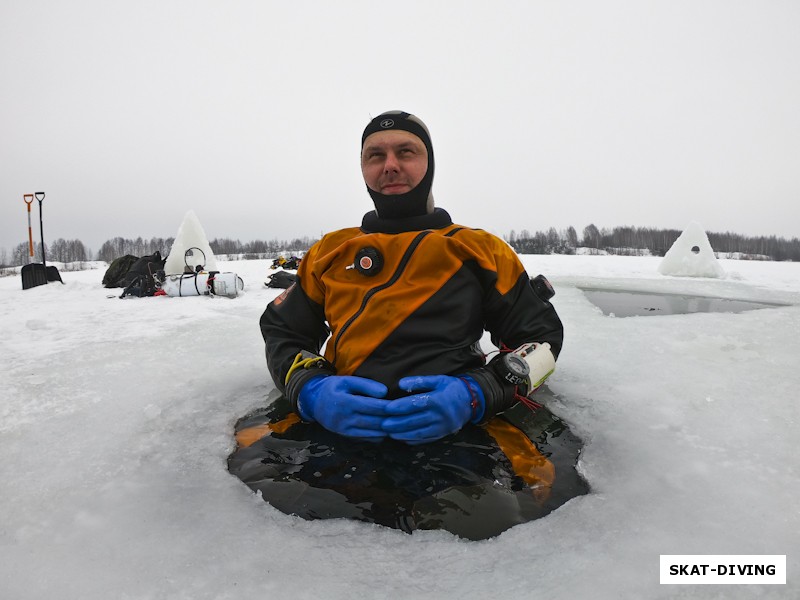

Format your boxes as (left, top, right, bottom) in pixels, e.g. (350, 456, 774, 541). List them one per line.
(1, 254, 798, 599)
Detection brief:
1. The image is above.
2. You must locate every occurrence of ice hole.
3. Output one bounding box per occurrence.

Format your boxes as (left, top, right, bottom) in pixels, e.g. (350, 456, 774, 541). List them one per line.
(228, 389, 588, 540)
(581, 288, 785, 318)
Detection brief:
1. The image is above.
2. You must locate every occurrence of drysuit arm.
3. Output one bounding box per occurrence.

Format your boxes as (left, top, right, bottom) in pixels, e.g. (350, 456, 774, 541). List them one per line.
(260, 281, 333, 398)
(472, 272, 564, 422)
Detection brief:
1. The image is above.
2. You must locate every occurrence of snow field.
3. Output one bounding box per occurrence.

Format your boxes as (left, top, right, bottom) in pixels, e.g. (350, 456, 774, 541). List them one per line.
(1, 255, 798, 599)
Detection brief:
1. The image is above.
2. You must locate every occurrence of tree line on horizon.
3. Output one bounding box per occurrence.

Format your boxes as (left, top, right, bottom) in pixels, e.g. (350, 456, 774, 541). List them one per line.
(1, 235, 320, 267)
(2, 226, 798, 267)
(90, 235, 318, 262)
(4, 239, 91, 267)
(507, 224, 800, 261)
(92, 236, 320, 262)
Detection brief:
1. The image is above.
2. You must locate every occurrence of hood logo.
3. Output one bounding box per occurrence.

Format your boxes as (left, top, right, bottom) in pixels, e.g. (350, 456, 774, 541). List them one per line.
(380, 119, 394, 128)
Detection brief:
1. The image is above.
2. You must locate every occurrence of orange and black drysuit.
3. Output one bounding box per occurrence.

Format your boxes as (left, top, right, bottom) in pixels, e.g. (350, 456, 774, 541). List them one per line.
(260, 208, 564, 422)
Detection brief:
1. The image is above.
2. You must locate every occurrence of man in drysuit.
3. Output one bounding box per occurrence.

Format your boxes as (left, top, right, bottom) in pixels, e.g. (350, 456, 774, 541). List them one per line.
(260, 110, 563, 444)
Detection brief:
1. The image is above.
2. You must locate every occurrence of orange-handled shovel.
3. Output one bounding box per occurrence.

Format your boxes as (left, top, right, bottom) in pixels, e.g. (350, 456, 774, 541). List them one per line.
(24, 194, 34, 256)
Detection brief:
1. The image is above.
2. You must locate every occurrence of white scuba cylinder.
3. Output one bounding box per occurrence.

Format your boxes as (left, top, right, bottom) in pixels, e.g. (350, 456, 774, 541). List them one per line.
(161, 272, 244, 298)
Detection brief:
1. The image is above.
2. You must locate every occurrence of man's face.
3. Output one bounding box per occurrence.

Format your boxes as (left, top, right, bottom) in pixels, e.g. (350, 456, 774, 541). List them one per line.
(361, 130, 428, 195)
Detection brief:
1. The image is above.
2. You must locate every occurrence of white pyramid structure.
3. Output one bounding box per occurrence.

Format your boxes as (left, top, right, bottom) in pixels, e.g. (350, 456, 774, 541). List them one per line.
(164, 210, 219, 275)
(658, 221, 725, 278)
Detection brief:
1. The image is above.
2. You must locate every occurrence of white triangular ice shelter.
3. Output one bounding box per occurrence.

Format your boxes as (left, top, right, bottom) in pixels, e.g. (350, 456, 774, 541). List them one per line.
(164, 210, 219, 275)
(658, 221, 725, 278)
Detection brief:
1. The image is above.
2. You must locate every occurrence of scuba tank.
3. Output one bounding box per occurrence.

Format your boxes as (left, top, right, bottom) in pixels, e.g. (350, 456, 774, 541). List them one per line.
(158, 246, 244, 298)
(160, 271, 244, 298)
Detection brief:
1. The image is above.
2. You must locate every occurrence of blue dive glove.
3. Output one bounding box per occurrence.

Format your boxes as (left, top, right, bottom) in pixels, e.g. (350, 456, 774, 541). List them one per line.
(381, 375, 485, 445)
(298, 375, 390, 441)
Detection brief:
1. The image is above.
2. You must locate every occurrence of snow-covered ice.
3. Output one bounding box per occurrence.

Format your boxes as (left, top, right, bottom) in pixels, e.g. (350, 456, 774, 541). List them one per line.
(1, 254, 798, 599)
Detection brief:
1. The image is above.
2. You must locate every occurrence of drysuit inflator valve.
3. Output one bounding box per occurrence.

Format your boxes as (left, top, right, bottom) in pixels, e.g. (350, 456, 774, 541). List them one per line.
(492, 342, 556, 396)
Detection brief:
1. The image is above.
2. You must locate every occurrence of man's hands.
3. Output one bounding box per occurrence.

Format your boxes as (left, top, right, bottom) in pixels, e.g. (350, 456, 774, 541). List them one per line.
(383, 375, 483, 445)
(298, 374, 485, 444)
(298, 376, 390, 442)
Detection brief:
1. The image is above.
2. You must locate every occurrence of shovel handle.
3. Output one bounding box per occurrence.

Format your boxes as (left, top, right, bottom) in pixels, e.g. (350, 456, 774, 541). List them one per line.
(35, 191, 45, 203)
(23, 194, 34, 256)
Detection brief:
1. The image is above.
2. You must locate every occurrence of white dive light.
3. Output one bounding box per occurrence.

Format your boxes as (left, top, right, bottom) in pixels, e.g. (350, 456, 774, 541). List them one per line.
(494, 342, 556, 395)
(515, 342, 556, 391)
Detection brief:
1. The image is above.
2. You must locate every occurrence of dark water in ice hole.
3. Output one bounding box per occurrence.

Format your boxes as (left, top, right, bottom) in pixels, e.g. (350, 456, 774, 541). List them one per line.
(228, 390, 588, 541)
(581, 288, 785, 318)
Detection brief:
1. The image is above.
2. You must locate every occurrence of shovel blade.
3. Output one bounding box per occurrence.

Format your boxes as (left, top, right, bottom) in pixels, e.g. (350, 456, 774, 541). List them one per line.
(21, 263, 48, 289)
(46, 266, 64, 283)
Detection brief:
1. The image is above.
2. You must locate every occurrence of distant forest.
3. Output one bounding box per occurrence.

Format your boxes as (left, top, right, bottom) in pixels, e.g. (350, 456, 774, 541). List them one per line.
(92, 235, 320, 262)
(507, 224, 800, 261)
(2, 225, 799, 267)
(2, 235, 320, 267)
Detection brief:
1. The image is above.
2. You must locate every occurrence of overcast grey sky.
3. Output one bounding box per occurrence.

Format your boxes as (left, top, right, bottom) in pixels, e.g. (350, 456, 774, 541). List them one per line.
(2, 0, 799, 256)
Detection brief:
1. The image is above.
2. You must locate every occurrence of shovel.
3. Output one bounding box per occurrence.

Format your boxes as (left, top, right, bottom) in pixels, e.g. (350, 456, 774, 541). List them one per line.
(24, 194, 34, 256)
(21, 191, 63, 290)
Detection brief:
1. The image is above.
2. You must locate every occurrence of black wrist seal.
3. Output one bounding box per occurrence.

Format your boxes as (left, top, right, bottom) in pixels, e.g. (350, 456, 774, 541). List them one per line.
(284, 352, 336, 415)
(464, 355, 520, 424)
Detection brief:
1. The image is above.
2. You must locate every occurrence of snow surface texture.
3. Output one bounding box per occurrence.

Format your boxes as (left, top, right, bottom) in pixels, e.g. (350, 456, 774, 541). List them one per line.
(163, 210, 219, 275)
(659, 221, 726, 278)
(1, 255, 798, 599)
